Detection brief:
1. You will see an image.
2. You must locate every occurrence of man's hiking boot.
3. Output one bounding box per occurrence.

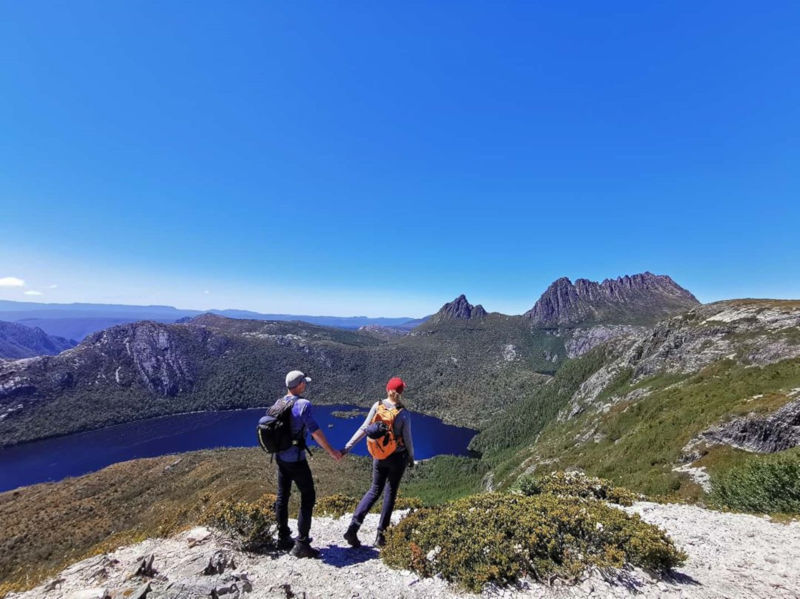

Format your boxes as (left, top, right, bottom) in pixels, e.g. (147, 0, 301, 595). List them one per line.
(276, 535, 294, 551)
(290, 540, 320, 559)
(344, 524, 361, 548)
(375, 530, 386, 548)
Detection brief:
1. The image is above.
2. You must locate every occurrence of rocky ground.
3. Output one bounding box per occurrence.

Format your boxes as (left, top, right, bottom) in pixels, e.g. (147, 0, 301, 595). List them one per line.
(8, 503, 800, 599)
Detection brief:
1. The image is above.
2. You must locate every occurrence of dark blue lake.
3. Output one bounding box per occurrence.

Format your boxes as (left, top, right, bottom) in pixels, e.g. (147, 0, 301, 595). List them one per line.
(0, 405, 476, 493)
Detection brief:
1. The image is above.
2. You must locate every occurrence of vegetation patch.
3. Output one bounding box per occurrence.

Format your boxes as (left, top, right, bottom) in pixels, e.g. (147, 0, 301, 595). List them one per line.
(403, 455, 489, 504)
(204, 494, 278, 552)
(514, 471, 639, 506)
(710, 447, 800, 514)
(382, 493, 686, 592)
(315, 493, 423, 518)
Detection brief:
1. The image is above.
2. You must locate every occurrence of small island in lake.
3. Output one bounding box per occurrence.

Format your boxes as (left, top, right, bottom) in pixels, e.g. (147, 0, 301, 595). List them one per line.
(331, 408, 368, 419)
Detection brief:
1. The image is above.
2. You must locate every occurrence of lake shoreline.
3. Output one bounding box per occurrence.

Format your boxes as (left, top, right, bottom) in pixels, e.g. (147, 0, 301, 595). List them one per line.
(0, 405, 477, 493)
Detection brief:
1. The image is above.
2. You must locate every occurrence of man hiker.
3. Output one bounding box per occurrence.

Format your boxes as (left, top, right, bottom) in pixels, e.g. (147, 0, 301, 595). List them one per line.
(273, 370, 342, 559)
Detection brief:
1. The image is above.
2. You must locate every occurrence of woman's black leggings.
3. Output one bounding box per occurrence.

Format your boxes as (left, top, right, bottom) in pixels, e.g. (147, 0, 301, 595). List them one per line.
(351, 450, 408, 531)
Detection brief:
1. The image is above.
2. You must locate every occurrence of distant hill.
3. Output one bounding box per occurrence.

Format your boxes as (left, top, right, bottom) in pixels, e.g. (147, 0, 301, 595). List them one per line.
(524, 272, 699, 327)
(0, 300, 424, 340)
(0, 320, 76, 360)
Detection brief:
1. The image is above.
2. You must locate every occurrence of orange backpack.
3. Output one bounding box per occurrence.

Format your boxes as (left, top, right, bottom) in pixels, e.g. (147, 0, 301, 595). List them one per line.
(366, 402, 404, 460)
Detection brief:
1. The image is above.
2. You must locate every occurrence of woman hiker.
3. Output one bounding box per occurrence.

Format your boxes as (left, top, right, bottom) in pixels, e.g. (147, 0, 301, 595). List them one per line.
(341, 376, 415, 548)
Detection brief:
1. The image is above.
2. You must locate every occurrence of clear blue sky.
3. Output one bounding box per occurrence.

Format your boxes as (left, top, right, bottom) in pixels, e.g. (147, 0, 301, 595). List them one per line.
(1, 2, 799, 317)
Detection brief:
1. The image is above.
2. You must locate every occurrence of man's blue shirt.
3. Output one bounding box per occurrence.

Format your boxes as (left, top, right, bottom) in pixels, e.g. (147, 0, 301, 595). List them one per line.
(276, 395, 320, 462)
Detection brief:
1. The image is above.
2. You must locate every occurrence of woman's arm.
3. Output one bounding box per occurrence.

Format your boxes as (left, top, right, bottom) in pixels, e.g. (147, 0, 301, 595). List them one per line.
(344, 402, 378, 453)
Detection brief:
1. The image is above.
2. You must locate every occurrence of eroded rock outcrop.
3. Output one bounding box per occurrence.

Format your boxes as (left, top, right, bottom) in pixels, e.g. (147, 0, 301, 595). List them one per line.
(698, 395, 800, 454)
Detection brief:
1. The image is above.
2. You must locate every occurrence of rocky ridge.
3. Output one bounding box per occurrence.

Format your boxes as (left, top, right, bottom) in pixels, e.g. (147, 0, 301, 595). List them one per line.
(564, 300, 800, 418)
(525, 273, 699, 327)
(8, 505, 800, 599)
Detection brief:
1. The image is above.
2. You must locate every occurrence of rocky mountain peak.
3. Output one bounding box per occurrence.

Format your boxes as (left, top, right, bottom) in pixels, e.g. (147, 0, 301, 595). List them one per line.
(434, 295, 487, 321)
(525, 272, 699, 327)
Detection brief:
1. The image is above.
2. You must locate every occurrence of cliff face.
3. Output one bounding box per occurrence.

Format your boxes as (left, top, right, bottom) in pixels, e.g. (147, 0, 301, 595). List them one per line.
(525, 272, 699, 327)
(0, 321, 228, 412)
(0, 320, 76, 359)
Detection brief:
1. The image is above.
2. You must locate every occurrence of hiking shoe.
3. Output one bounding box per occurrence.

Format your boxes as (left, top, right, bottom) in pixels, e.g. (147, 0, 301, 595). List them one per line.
(290, 541, 321, 559)
(344, 525, 361, 548)
(375, 531, 386, 548)
(276, 536, 294, 551)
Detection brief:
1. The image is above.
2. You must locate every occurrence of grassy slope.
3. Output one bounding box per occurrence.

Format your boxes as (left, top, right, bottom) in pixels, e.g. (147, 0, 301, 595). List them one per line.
(493, 357, 800, 498)
(0, 448, 375, 594)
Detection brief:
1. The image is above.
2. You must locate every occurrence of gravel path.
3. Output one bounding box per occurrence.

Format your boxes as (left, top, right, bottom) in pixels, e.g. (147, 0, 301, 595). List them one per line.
(8, 502, 800, 599)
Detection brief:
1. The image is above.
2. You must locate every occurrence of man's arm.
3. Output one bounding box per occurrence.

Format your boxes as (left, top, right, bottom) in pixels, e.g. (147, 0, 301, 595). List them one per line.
(299, 401, 342, 461)
(311, 429, 342, 461)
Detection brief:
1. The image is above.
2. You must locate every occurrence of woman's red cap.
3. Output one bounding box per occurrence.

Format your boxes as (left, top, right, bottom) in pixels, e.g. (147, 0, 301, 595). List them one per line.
(386, 377, 406, 393)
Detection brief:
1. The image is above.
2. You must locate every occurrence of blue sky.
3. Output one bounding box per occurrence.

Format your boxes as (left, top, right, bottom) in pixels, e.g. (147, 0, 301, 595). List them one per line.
(1, 2, 799, 317)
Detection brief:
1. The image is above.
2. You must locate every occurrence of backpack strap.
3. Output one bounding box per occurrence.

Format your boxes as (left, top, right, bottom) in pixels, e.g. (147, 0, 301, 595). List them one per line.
(285, 395, 313, 457)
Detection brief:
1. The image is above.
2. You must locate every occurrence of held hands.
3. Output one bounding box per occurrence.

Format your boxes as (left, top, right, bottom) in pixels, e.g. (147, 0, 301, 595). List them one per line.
(329, 448, 343, 462)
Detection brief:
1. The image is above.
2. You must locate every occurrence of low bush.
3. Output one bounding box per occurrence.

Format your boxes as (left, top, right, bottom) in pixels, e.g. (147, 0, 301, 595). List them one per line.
(514, 471, 639, 506)
(382, 493, 685, 592)
(710, 449, 800, 513)
(204, 494, 277, 552)
(315, 494, 357, 518)
(316, 493, 423, 518)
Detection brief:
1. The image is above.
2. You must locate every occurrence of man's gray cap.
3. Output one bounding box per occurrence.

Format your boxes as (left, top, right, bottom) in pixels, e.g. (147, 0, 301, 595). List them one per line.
(285, 370, 311, 389)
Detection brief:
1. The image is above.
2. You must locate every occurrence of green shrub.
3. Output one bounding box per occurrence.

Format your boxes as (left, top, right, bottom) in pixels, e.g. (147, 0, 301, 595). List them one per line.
(514, 471, 639, 506)
(316, 494, 358, 518)
(711, 449, 800, 513)
(204, 494, 277, 552)
(382, 493, 685, 592)
(316, 494, 423, 518)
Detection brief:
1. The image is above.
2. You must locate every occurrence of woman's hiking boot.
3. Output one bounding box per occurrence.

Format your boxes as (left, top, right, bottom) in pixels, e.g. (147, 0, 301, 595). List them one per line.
(276, 535, 294, 551)
(344, 524, 361, 548)
(375, 530, 386, 548)
(290, 540, 320, 559)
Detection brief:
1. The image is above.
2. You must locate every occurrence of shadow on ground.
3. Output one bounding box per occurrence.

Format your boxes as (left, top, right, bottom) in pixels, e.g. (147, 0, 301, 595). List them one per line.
(320, 543, 380, 567)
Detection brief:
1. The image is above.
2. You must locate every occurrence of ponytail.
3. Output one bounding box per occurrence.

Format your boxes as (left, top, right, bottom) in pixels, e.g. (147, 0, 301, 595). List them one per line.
(387, 389, 404, 409)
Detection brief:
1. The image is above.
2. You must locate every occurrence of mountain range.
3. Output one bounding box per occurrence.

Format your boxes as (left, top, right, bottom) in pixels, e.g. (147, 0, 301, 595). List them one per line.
(0, 272, 700, 446)
(0, 300, 422, 342)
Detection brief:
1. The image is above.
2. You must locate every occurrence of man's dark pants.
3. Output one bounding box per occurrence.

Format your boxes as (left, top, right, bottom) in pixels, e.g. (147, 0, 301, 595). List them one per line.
(352, 450, 408, 532)
(275, 457, 316, 542)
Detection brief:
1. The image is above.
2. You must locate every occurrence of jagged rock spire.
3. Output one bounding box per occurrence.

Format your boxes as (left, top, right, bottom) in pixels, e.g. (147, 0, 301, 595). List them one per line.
(525, 272, 699, 326)
(433, 295, 487, 321)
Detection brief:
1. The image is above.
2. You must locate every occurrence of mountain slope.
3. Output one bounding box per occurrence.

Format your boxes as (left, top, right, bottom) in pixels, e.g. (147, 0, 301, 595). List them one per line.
(525, 272, 699, 327)
(475, 299, 800, 497)
(0, 321, 76, 359)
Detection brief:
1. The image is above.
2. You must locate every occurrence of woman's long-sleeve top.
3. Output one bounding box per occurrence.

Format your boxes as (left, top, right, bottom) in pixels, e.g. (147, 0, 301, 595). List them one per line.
(344, 399, 415, 462)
